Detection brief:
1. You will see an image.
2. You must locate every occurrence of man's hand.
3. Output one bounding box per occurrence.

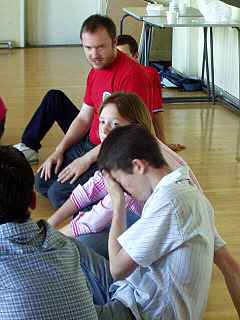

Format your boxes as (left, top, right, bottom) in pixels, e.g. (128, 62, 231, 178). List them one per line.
(37, 150, 64, 181)
(57, 155, 91, 184)
(167, 143, 186, 152)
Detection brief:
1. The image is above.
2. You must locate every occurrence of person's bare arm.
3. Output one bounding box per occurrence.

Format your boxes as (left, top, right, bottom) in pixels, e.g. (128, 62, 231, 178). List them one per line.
(152, 111, 166, 143)
(104, 172, 137, 280)
(153, 111, 186, 152)
(47, 197, 78, 228)
(38, 103, 94, 180)
(59, 223, 74, 237)
(214, 246, 240, 317)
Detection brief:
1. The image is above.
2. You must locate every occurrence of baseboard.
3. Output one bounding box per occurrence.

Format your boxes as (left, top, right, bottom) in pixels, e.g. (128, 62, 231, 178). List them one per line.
(214, 86, 240, 114)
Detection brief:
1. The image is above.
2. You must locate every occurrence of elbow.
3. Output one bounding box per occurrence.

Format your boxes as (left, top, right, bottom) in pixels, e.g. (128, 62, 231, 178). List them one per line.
(110, 262, 131, 281)
(110, 263, 127, 281)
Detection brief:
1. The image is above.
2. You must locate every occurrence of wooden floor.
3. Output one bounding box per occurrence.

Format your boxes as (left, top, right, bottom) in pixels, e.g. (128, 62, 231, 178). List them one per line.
(0, 47, 240, 319)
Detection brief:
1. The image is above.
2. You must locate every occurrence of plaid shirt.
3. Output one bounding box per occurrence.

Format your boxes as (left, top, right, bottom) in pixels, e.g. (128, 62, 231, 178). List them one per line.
(0, 219, 98, 320)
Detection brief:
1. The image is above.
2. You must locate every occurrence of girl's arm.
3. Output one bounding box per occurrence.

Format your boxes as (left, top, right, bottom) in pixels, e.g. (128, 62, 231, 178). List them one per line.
(59, 223, 74, 237)
(48, 198, 77, 228)
(48, 170, 107, 228)
(70, 194, 143, 238)
(70, 195, 114, 237)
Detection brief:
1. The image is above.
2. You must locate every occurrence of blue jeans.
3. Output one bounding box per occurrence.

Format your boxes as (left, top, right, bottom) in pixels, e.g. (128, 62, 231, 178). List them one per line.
(75, 240, 135, 319)
(35, 135, 98, 208)
(77, 212, 140, 259)
(22, 90, 79, 151)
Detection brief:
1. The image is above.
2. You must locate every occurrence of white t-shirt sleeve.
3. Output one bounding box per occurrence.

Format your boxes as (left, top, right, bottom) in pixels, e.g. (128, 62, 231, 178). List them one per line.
(214, 226, 226, 251)
(118, 192, 184, 267)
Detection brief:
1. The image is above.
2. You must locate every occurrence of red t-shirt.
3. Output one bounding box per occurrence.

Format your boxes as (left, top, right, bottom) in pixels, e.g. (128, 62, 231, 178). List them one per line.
(144, 66, 163, 113)
(0, 97, 7, 121)
(84, 51, 158, 145)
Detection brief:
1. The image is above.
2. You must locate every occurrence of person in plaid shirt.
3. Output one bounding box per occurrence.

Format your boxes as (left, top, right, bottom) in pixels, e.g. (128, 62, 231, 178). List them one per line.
(0, 146, 98, 320)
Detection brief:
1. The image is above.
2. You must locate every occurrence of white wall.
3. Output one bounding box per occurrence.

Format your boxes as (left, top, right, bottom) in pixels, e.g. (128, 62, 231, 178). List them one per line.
(27, 0, 103, 45)
(0, 0, 25, 47)
(172, 0, 240, 99)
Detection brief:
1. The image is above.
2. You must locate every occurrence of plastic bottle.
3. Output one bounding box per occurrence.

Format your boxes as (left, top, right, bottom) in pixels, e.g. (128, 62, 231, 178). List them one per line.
(169, 0, 179, 13)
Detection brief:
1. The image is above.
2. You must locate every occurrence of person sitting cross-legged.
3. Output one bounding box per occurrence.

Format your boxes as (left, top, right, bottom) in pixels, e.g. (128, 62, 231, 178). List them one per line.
(0, 145, 98, 320)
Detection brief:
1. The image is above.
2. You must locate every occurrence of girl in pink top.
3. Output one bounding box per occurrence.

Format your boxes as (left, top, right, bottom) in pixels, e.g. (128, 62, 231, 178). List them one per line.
(48, 92, 201, 237)
(0, 97, 7, 139)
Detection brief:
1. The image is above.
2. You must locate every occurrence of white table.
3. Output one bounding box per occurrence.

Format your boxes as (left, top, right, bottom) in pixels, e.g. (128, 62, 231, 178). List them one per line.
(121, 7, 240, 104)
(142, 16, 240, 103)
(120, 6, 202, 34)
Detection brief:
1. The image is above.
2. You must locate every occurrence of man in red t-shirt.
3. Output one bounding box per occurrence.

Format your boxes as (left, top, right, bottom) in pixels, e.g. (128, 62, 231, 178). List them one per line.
(18, 14, 167, 208)
(117, 34, 186, 152)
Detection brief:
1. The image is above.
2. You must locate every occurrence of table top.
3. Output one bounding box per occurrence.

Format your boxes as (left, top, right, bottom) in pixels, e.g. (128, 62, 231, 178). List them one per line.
(123, 6, 203, 20)
(143, 16, 240, 28)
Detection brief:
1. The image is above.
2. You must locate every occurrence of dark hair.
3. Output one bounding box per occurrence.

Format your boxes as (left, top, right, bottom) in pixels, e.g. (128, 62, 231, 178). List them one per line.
(98, 125, 167, 174)
(99, 92, 155, 135)
(80, 14, 116, 41)
(117, 34, 139, 56)
(0, 146, 34, 224)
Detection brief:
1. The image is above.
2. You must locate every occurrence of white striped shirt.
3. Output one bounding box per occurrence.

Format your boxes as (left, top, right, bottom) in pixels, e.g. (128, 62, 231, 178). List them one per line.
(112, 166, 215, 320)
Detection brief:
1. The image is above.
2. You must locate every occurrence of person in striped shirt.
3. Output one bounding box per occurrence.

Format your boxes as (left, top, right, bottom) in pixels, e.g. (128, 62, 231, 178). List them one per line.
(95, 124, 239, 319)
(47, 92, 240, 317)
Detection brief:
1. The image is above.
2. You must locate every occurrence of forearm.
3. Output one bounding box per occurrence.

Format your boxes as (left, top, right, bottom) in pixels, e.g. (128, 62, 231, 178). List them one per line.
(108, 203, 127, 278)
(82, 144, 101, 166)
(56, 116, 90, 155)
(48, 198, 77, 228)
(153, 112, 166, 143)
(214, 246, 240, 316)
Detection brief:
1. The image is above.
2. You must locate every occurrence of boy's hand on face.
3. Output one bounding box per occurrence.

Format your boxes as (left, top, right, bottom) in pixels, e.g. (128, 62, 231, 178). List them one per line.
(103, 170, 125, 214)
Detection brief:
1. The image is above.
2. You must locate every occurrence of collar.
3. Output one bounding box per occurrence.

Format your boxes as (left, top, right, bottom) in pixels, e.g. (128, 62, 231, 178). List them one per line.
(144, 166, 191, 209)
(0, 219, 40, 240)
(156, 166, 191, 188)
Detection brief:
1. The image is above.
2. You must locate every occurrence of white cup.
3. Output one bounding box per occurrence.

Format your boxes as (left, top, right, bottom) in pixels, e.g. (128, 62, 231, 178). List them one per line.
(166, 11, 179, 23)
(179, 3, 187, 15)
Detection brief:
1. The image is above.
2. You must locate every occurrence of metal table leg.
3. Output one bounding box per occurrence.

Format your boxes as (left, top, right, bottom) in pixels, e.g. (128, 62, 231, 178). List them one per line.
(120, 13, 130, 35)
(139, 22, 147, 65)
(210, 27, 216, 104)
(144, 23, 153, 66)
(201, 31, 206, 84)
(235, 27, 240, 160)
(237, 27, 240, 113)
(203, 27, 211, 102)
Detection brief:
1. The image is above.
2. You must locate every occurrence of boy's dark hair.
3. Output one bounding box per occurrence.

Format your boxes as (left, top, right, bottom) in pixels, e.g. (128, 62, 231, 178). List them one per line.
(80, 14, 116, 40)
(98, 125, 167, 174)
(0, 146, 34, 224)
(117, 34, 139, 56)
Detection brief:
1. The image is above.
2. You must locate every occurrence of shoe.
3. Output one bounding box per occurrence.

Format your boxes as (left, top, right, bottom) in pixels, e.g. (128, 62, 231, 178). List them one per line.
(13, 143, 39, 164)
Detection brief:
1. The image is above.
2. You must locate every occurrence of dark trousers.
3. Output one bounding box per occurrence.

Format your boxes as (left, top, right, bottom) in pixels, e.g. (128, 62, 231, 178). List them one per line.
(35, 135, 98, 208)
(22, 90, 79, 151)
(77, 241, 135, 319)
(0, 118, 5, 139)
